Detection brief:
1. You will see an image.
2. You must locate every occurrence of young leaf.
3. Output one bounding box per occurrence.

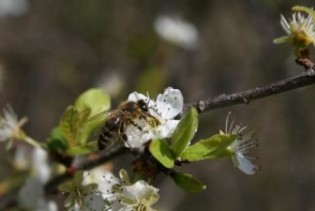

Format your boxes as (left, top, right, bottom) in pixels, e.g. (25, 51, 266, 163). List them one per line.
(172, 172, 206, 193)
(60, 106, 98, 148)
(46, 127, 68, 151)
(171, 107, 198, 157)
(66, 142, 97, 156)
(179, 134, 236, 162)
(74, 88, 111, 118)
(273, 36, 289, 44)
(60, 106, 80, 147)
(149, 139, 175, 168)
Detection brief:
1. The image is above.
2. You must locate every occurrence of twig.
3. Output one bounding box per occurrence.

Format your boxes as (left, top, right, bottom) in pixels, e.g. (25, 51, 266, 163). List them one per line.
(1, 60, 315, 209)
(32, 68, 315, 194)
(45, 145, 127, 193)
(188, 71, 315, 113)
(0, 145, 127, 209)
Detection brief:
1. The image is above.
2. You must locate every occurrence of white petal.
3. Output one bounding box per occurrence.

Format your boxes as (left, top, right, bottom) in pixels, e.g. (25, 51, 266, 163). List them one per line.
(83, 168, 121, 202)
(82, 191, 105, 211)
(36, 200, 58, 211)
(235, 153, 256, 175)
(110, 201, 132, 211)
(32, 148, 51, 183)
(128, 92, 156, 109)
(128, 92, 148, 102)
(46, 201, 58, 211)
(128, 92, 147, 102)
(155, 87, 183, 119)
(280, 15, 290, 34)
(18, 177, 44, 210)
(122, 181, 159, 204)
(155, 120, 179, 138)
(154, 15, 199, 49)
(125, 125, 153, 148)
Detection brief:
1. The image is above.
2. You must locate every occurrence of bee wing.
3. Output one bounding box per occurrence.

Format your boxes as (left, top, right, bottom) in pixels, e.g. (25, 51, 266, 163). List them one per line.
(87, 109, 111, 124)
(84, 109, 115, 141)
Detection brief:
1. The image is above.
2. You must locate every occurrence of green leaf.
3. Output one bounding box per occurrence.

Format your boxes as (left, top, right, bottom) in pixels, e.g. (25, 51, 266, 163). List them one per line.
(66, 142, 97, 156)
(47, 127, 68, 151)
(74, 89, 111, 145)
(171, 107, 198, 157)
(172, 172, 206, 193)
(293, 6, 315, 20)
(273, 36, 289, 44)
(60, 106, 80, 147)
(74, 88, 110, 118)
(180, 134, 236, 162)
(76, 110, 109, 146)
(149, 139, 175, 168)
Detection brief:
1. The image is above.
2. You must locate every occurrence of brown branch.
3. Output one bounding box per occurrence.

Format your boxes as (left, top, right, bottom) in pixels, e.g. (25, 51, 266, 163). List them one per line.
(1, 60, 315, 209)
(188, 70, 315, 113)
(45, 145, 127, 193)
(0, 145, 127, 209)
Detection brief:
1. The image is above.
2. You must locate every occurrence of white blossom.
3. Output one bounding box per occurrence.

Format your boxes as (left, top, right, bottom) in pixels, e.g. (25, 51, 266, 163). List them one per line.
(222, 113, 258, 175)
(154, 15, 199, 49)
(0, 106, 26, 143)
(78, 168, 159, 211)
(279, 12, 315, 46)
(18, 147, 55, 210)
(18, 177, 58, 211)
(126, 87, 184, 148)
(82, 168, 121, 205)
(121, 180, 159, 210)
(13, 146, 31, 170)
(32, 147, 51, 183)
(0, 0, 28, 18)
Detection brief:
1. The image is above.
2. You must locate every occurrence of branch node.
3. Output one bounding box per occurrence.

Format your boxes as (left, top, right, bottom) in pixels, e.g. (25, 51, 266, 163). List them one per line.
(295, 57, 315, 71)
(198, 100, 206, 112)
(242, 97, 249, 104)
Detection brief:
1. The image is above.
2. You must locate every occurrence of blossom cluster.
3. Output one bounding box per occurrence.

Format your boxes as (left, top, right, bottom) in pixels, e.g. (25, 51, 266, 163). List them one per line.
(62, 168, 159, 211)
(0, 87, 259, 211)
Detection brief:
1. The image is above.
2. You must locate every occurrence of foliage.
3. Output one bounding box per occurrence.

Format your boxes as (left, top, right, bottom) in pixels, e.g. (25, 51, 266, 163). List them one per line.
(0, 4, 314, 211)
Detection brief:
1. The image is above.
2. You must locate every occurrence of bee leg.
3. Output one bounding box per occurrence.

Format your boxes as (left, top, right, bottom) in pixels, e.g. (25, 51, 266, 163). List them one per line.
(129, 120, 143, 131)
(119, 122, 135, 149)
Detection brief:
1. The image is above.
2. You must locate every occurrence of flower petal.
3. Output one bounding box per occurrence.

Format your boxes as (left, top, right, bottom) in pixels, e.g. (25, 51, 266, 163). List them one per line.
(128, 92, 148, 102)
(122, 181, 159, 205)
(155, 120, 179, 138)
(125, 124, 153, 148)
(234, 153, 256, 175)
(155, 87, 183, 119)
(32, 148, 51, 183)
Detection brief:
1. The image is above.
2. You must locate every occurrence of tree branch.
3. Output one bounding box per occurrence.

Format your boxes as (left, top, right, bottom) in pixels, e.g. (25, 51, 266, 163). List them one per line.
(45, 145, 127, 193)
(188, 70, 315, 113)
(1, 62, 315, 209)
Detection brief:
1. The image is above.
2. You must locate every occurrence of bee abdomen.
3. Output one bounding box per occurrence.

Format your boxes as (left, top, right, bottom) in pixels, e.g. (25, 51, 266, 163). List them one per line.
(98, 118, 121, 150)
(98, 129, 113, 150)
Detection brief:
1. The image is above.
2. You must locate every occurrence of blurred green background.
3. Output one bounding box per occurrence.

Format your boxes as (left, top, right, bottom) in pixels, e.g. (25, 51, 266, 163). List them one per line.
(0, 0, 315, 210)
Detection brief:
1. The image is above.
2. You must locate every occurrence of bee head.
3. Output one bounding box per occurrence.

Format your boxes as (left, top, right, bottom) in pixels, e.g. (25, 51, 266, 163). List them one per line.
(138, 99, 149, 112)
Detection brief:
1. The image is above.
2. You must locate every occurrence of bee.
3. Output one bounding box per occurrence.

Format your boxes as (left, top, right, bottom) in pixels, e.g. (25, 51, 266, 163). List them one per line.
(96, 99, 160, 150)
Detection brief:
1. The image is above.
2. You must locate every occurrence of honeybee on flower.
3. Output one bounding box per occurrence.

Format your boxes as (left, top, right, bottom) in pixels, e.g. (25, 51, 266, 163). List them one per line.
(95, 87, 184, 150)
